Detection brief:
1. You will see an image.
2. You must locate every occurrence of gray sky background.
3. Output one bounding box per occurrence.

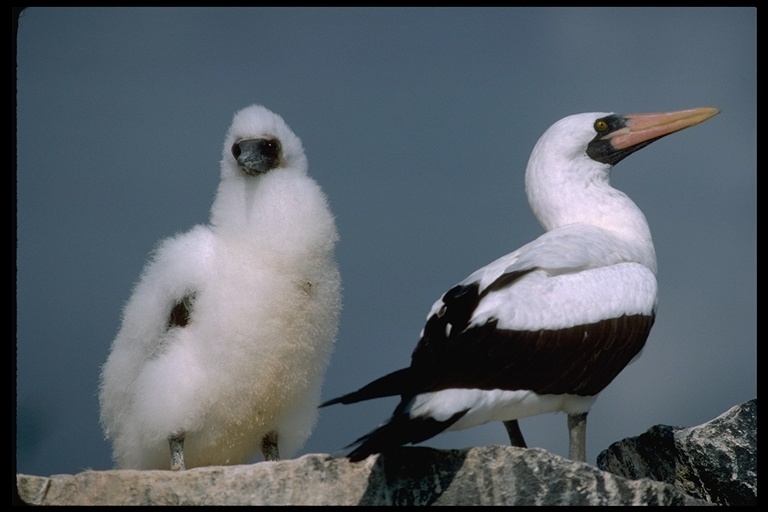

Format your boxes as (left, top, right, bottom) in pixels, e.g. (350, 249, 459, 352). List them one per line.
(15, 7, 755, 477)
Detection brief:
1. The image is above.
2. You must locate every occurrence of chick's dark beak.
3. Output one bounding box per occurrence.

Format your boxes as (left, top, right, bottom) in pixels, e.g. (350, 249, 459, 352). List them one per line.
(232, 138, 281, 175)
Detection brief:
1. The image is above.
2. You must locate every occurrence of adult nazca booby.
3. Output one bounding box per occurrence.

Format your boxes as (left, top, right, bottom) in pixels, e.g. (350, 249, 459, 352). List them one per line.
(98, 104, 341, 470)
(321, 107, 719, 462)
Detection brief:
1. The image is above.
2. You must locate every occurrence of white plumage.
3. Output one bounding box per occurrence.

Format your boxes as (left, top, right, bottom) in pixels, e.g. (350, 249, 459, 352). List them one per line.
(322, 107, 719, 463)
(99, 104, 341, 470)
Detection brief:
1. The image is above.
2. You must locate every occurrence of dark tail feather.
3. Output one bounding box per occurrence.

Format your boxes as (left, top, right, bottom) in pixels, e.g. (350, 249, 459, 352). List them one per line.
(320, 368, 413, 407)
(345, 409, 469, 462)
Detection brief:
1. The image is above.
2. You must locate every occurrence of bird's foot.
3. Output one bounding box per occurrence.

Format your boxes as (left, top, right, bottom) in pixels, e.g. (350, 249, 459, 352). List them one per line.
(567, 413, 588, 462)
(261, 430, 280, 461)
(169, 432, 186, 471)
(503, 419, 528, 448)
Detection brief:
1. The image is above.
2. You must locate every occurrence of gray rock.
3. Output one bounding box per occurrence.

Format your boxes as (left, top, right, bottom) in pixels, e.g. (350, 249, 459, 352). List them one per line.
(597, 398, 757, 506)
(18, 400, 756, 506)
(16, 446, 709, 506)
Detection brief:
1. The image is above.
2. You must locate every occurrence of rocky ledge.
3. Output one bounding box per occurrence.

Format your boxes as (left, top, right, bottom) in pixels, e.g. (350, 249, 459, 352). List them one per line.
(15, 399, 755, 506)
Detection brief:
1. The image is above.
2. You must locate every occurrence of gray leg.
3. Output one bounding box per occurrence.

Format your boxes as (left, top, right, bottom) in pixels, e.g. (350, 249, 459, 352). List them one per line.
(567, 413, 588, 462)
(261, 430, 280, 461)
(503, 419, 528, 448)
(169, 432, 186, 471)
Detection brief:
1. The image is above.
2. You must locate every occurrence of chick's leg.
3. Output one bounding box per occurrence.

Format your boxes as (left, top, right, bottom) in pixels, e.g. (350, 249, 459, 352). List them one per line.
(169, 432, 186, 471)
(261, 430, 279, 461)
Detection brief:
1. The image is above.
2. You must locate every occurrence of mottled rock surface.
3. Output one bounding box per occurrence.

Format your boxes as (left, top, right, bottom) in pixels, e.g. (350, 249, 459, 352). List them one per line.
(597, 398, 757, 506)
(17, 400, 755, 506)
(16, 446, 709, 506)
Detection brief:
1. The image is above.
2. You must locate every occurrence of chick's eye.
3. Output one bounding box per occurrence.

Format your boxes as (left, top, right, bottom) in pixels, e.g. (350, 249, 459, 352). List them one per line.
(262, 140, 280, 159)
(594, 119, 609, 133)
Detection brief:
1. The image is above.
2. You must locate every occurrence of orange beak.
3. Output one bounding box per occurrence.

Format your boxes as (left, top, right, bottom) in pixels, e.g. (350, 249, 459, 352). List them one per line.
(606, 107, 720, 150)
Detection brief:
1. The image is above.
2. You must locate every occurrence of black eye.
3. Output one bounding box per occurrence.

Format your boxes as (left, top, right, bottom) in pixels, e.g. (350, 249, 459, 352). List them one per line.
(262, 139, 280, 160)
(594, 119, 609, 133)
(231, 143, 241, 159)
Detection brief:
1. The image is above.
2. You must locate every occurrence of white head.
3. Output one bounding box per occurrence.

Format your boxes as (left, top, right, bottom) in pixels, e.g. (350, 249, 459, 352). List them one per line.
(525, 108, 719, 233)
(210, 105, 312, 232)
(220, 104, 307, 181)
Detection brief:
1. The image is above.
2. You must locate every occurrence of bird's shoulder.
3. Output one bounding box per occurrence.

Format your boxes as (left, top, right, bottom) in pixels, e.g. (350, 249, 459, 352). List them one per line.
(429, 224, 640, 314)
(111, 226, 218, 354)
(510, 225, 649, 276)
(146, 225, 217, 275)
(126, 225, 216, 311)
(413, 224, 653, 366)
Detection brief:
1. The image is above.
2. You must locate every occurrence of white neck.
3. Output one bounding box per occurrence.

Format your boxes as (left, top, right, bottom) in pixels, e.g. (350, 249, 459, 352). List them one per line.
(525, 141, 656, 272)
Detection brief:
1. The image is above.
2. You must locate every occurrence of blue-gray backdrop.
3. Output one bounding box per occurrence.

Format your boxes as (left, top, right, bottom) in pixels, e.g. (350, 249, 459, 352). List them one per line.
(15, 7, 755, 476)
